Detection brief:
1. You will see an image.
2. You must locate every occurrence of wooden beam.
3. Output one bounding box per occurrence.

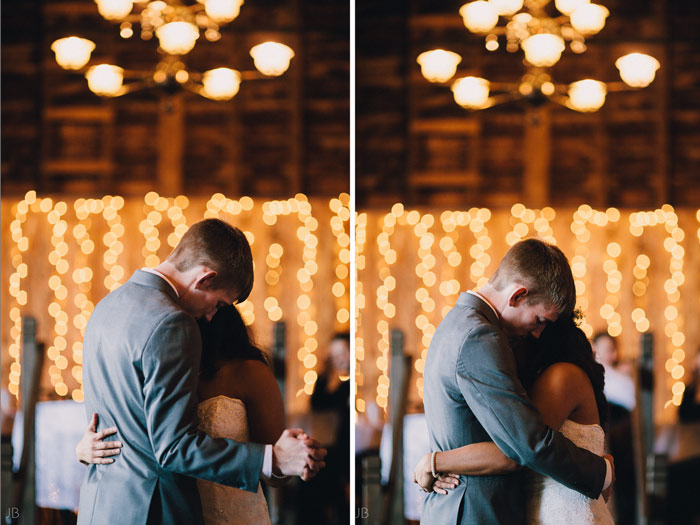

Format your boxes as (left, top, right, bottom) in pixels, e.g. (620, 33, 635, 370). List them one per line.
(157, 93, 184, 196)
(523, 105, 551, 207)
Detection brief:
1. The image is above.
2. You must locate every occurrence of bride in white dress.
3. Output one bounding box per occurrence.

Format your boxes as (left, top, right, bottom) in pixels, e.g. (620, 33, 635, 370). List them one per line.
(414, 315, 615, 524)
(77, 305, 288, 524)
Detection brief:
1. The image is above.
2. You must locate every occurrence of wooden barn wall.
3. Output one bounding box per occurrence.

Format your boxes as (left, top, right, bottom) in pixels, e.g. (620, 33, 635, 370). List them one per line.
(1, 0, 349, 197)
(356, 206, 700, 425)
(357, 0, 700, 208)
(1, 194, 350, 416)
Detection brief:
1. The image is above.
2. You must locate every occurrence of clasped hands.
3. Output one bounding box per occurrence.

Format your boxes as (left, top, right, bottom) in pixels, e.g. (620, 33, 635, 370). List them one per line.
(412, 452, 460, 495)
(272, 428, 327, 481)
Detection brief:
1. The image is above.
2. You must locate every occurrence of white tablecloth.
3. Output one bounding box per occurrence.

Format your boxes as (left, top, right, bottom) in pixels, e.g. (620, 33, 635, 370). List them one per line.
(12, 401, 87, 510)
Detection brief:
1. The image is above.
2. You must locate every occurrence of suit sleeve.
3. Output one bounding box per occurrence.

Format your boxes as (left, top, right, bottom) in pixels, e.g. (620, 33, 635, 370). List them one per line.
(454, 323, 607, 499)
(141, 311, 264, 491)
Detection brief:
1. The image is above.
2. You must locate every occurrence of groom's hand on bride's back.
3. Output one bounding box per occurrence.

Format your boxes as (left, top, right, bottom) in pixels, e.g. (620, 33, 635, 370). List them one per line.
(272, 428, 327, 481)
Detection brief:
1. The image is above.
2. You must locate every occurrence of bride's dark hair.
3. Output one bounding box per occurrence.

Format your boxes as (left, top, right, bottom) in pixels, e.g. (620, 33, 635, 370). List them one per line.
(197, 305, 268, 380)
(516, 312, 608, 429)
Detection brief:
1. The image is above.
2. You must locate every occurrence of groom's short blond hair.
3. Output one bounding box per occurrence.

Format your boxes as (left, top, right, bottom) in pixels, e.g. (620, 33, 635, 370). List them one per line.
(488, 238, 575, 315)
(167, 219, 253, 302)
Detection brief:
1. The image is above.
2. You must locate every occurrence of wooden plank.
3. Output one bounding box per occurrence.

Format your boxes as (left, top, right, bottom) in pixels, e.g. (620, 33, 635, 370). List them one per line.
(44, 106, 114, 122)
(42, 159, 113, 173)
(411, 118, 480, 133)
(410, 170, 480, 186)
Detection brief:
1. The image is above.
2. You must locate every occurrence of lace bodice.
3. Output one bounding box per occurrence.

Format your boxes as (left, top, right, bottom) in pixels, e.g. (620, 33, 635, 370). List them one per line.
(196, 396, 270, 525)
(525, 420, 615, 525)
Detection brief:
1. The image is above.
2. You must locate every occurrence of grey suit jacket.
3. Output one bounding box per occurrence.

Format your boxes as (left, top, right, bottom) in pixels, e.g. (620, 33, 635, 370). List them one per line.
(421, 292, 606, 525)
(77, 270, 264, 525)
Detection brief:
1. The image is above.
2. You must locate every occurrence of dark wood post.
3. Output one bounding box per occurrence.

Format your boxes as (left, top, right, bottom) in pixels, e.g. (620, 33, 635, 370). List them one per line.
(13, 317, 44, 525)
(384, 329, 411, 525)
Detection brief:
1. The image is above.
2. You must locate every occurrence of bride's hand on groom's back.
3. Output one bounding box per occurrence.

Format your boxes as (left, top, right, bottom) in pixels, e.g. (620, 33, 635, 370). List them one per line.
(272, 428, 327, 481)
(75, 413, 123, 466)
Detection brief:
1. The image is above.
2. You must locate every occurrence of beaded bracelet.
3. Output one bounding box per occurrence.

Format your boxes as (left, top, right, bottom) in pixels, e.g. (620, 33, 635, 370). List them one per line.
(431, 451, 438, 479)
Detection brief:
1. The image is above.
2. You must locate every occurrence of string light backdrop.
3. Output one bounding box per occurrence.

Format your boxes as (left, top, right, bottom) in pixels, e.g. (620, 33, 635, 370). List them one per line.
(356, 205, 700, 425)
(1, 192, 350, 415)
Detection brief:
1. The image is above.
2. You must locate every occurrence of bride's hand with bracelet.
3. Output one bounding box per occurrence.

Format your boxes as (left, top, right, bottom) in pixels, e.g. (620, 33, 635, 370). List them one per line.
(413, 452, 460, 495)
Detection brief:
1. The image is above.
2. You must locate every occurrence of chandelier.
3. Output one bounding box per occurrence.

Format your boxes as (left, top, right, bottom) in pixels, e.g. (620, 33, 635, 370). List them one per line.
(50, 0, 295, 100)
(416, 0, 660, 112)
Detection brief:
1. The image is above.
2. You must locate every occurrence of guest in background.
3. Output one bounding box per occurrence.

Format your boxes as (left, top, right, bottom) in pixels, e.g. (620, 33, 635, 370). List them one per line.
(298, 333, 350, 524)
(593, 332, 637, 525)
(679, 350, 700, 423)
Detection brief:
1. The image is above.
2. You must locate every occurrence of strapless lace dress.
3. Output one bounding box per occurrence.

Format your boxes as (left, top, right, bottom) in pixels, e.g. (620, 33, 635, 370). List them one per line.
(525, 419, 615, 525)
(196, 396, 271, 525)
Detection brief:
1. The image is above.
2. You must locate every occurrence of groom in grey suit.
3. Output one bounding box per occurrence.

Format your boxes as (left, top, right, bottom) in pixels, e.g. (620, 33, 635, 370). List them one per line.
(422, 239, 614, 524)
(78, 219, 324, 525)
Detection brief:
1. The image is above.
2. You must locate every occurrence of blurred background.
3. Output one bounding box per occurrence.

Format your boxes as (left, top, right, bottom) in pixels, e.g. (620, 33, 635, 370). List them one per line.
(355, 1, 700, 524)
(1, 0, 349, 523)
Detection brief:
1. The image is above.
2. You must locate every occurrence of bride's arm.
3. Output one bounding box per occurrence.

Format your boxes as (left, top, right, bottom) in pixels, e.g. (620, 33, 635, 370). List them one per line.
(75, 413, 123, 465)
(413, 442, 518, 492)
(237, 359, 295, 487)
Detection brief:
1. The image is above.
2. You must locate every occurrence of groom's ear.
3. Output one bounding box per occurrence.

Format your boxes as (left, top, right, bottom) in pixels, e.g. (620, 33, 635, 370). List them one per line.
(509, 286, 529, 307)
(194, 269, 218, 291)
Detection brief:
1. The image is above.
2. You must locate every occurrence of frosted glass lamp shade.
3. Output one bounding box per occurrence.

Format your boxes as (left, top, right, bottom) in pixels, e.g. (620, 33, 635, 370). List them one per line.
(201, 68, 241, 100)
(554, 0, 589, 16)
(615, 53, 660, 88)
(451, 76, 491, 109)
(156, 22, 199, 55)
(570, 3, 609, 35)
(521, 34, 565, 67)
(250, 42, 295, 76)
(567, 79, 606, 111)
(490, 0, 524, 16)
(204, 0, 244, 24)
(459, 1, 498, 33)
(51, 37, 95, 70)
(417, 49, 462, 83)
(86, 64, 124, 96)
(95, 0, 134, 20)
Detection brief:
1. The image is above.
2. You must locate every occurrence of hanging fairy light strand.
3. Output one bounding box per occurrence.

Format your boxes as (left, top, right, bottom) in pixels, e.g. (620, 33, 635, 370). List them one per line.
(354, 212, 368, 414)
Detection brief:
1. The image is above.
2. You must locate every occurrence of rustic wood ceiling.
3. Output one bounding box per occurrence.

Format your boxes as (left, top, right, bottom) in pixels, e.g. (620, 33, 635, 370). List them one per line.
(357, 0, 700, 208)
(1, 0, 349, 197)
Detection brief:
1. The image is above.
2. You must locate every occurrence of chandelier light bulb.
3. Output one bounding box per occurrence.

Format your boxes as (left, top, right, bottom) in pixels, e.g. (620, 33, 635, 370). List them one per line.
(156, 22, 200, 55)
(521, 34, 565, 67)
(570, 3, 609, 35)
(86, 64, 124, 96)
(51, 37, 96, 70)
(204, 0, 244, 24)
(417, 49, 462, 83)
(567, 79, 606, 111)
(615, 53, 660, 87)
(459, 1, 499, 33)
(250, 42, 295, 76)
(490, 0, 524, 16)
(451, 76, 491, 109)
(554, 0, 589, 16)
(201, 68, 241, 100)
(94, 0, 134, 21)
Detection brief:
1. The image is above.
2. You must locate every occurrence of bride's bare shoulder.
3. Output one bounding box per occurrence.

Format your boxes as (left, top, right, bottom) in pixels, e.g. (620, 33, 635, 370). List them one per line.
(535, 362, 590, 393)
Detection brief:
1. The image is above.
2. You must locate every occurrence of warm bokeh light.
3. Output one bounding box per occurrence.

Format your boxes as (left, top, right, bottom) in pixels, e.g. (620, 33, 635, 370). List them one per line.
(204, 0, 244, 23)
(521, 34, 566, 67)
(95, 0, 134, 20)
(201, 68, 242, 100)
(616, 53, 661, 88)
(86, 65, 124, 97)
(569, 3, 609, 35)
(567, 79, 607, 111)
(250, 42, 295, 76)
(459, 1, 499, 33)
(51, 37, 95, 70)
(451, 76, 491, 109)
(417, 49, 462, 83)
(156, 21, 200, 55)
